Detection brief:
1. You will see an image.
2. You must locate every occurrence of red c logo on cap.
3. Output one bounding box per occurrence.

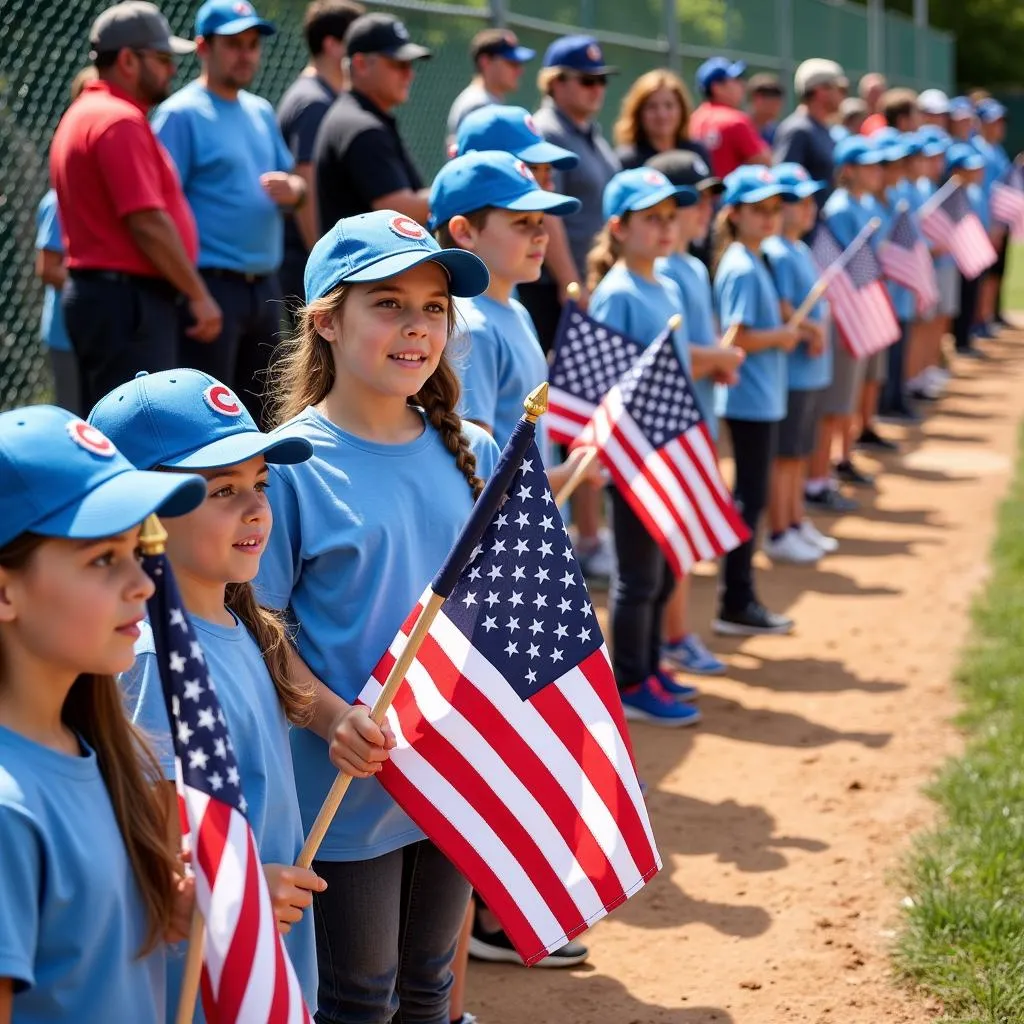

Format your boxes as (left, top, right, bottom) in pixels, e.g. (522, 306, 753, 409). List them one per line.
(586, 43, 602, 62)
(234, 1, 253, 13)
(204, 384, 242, 417)
(67, 420, 116, 457)
(523, 113, 539, 137)
(643, 170, 667, 186)
(758, 168, 773, 183)
(514, 159, 536, 182)
(388, 215, 426, 240)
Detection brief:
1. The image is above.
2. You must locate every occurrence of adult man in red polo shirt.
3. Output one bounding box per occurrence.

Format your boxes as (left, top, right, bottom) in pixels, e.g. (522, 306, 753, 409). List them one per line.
(50, 1, 222, 407)
(689, 57, 771, 178)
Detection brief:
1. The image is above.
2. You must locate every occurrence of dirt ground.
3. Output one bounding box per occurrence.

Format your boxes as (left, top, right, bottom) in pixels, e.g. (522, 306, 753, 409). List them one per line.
(466, 327, 1024, 1024)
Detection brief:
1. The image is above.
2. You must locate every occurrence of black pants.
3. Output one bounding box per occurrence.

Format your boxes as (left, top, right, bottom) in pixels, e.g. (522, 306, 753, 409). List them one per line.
(953, 271, 980, 352)
(180, 269, 282, 428)
(516, 279, 562, 356)
(721, 418, 778, 613)
(608, 486, 675, 690)
(880, 320, 911, 415)
(62, 271, 180, 410)
(278, 246, 308, 334)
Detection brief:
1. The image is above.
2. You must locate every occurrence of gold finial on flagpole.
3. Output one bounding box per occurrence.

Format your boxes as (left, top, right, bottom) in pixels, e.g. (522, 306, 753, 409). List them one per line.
(138, 514, 167, 556)
(523, 382, 549, 423)
(566, 281, 581, 301)
(669, 314, 683, 331)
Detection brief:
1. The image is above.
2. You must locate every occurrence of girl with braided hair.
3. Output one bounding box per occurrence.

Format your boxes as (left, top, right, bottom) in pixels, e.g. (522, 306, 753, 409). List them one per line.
(258, 209, 499, 1024)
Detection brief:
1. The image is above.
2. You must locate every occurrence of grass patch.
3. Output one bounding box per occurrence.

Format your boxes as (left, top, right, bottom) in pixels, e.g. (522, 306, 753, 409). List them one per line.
(1002, 243, 1024, 316)
(894, 421, 1024, 1022)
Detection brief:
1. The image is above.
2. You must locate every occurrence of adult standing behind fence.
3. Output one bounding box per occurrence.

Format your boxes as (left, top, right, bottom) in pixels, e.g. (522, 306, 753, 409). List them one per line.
(689, 57, 771, 178)
(277, 0, 366, 313)
(50, 1, 220, 409)
(314, 13, 432, 229)
(152, 0, 305, 427)
(747, 73, 784, 146)
(858, 72, 888, 135)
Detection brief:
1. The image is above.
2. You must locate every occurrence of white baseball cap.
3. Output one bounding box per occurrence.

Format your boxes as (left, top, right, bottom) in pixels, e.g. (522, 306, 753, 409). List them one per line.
(794, 58, 844, 97)
(918, 89, 950, 116)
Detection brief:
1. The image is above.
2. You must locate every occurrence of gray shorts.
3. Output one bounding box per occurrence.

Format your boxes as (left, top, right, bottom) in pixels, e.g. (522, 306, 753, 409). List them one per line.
(863, 346, 888, 384)
(936, 261, 961, 318)
(822, 324, 864, 416)
(778, 387, 826, 458)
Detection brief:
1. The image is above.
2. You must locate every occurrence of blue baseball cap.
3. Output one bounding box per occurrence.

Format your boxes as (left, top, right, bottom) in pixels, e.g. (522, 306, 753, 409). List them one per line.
(471, 29, 534, 64)
(977, 98, 1007, 124)
(696, 57, 746, 96)
(949, 96, 974, 121)
(721, 165, 796, 207)
(602, 167, 698, 221)
(89, 370, 313, 471)
(772, 162, 826, 198)
(542, 35, 617, 75)
(429, 151, 580, 231)
(306, 209, 489, 301)
(915, 126, 951, 157)
(871, 127, 910, 162)
(833, 135, 886, 167)
(0, 405, 205, 548)
(196, 0, 275, 37)
(946, 142, 985, 172)
(454, 106, 578, 169)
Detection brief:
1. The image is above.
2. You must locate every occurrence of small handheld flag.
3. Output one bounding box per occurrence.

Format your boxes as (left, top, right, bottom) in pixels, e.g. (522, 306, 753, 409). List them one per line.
(991, 165, 1024, 242)
(878, 206, 940, 317)
(919, 183, 997, 280)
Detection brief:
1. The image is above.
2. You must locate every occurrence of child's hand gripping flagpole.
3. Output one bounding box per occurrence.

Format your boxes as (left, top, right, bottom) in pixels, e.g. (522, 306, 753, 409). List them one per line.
(553, 313, 682, 509)
(786, 217, 882, 330)
(296, 382, 551, 870)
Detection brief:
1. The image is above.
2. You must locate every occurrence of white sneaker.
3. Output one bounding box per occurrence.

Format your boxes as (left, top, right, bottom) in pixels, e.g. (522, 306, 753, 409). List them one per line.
(924, 365, 950, 386)
(764, 529, 822, 564)
(798, 519, 839, 553)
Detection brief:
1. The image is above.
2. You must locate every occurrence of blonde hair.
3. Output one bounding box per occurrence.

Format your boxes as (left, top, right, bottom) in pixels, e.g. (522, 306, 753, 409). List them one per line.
(271, 286, 484, 499)
(586, 219, 626, 292)
(537, 66, 562, 97)
(711, 207, 739, 275)
(613, 69, 693, 149)
(70, 66, 97, 102)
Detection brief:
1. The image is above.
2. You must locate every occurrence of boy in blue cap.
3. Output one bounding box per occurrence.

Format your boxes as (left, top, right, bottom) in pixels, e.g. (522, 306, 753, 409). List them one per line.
(974, 99, 1012, 335)
(946, 143, 991, 355)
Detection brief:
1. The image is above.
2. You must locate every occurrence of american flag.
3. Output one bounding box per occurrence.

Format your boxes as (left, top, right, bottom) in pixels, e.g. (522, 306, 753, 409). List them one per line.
(547, 301, 643, 446)
(878, 207, 940, 316)
(919, 184, 997, 280)
(357, 435, 660, 966)
(143, 551, 312, 1024)
(812, 224, 900, 357)
(585, 327, 749, 577)
(991, 165, 1024, 241)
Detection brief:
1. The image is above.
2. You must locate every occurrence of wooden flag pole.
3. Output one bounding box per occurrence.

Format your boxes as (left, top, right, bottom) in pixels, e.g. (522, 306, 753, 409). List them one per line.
(139, 515, 205, 1024)
(296, 382, 551, 870)
(918, 173, 960, 219)
(717, 323, 741, 349)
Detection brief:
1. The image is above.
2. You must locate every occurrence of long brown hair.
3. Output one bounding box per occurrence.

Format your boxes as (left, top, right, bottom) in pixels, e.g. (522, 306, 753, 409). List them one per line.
(711, 207, 739, 276)
(586, 217, 627, 291)
(613, 69, 693, 149)
(270, 285, 483, 499)
(0, 533, 177, 955)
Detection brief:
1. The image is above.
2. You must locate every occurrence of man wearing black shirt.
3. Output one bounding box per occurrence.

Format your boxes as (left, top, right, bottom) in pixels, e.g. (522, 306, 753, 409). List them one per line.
(313, 12, 431, 230)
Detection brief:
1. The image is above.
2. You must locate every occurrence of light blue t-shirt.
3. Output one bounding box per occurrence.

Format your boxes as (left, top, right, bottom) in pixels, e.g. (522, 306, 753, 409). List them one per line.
(967, 181, 991, 231)
(713, 242, 786, 422)
(0, 726, 165, 1024)
(821, 187, 874, 249)
(657, 251, 720, 438)
(589, 262, 690, 369)
(455, 294, 550, 458)
(34, 191, 70, 353)
(973, 136, 1010, 194)
(121, 616, 317, 1019)
(255, 408, 500, 861)
(761, 235, 833, 392)
(152, 82, 295, 274)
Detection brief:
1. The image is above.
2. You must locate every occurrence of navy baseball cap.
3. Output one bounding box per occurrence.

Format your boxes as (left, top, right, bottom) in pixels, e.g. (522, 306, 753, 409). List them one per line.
(773, 162, 827, 198)
(454, 106, 578, 169)
(542, 35, 617, 75)
(89, 370, 312, 471)
(0, 405, 205, 548)
(645, 149, 724, 194)
(471, 29, 534, 64)
(344, 13, 431, 61)
(696, 57, 746, 96)
(602, 167, 698, 221)
(195, 0, 275, 37)
(946, 143, 985, 172)
(430, 151, 580, 230)
(306, 209, 489, 301)
(977, 98, 1007, 124)
(833, 134, 886, 167)
(720, 165, 796, 206)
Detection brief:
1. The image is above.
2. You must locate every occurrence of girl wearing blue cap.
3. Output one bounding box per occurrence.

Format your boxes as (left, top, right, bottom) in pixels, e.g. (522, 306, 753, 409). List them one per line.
(0, 406, 205, 1023)
(947, 144, 992, 357)
(710, 165, 800, 636)
(586, 167, 704, 725)
(257, 209, 500, 1023)
(90, 368, 323, 1021)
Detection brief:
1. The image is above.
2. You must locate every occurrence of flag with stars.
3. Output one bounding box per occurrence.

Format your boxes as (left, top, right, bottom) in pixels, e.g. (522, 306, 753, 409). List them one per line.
(991, 164, 1024, 241)
(547, 301, 644, 446)
(878, 207, 939, 316)
(356, 439, 660, 966)
(143, 551, 312, 1024)
(585, 327, 749, 577)
(919, 182, 997, 280)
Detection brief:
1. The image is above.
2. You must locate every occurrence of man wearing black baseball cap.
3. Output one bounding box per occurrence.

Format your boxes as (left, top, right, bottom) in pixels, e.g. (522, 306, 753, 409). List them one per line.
(314, 12, 432, 227)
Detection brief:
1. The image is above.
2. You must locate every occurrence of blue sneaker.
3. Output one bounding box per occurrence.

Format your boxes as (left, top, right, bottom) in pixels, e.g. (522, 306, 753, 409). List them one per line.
(620, 677, 702, 727)
(661, 634, 726, 676)
(655, 670, 700, 702)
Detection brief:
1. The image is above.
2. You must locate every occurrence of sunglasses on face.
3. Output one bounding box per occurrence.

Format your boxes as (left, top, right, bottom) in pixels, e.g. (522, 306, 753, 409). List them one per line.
(563, 73, 607, 88)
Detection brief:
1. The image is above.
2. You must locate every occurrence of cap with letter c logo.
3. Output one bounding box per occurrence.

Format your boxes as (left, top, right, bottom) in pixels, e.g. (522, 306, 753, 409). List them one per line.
(67, 419, 117, 457)
(388, 214, 427, 240)
(203, 384, 243, 417)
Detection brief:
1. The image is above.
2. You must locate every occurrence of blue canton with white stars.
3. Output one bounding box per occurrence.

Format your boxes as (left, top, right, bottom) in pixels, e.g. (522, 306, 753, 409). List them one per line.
(549, 305, 643, 405)
(813, 225, 883, 290)
(614, 328, 703, 450)
(145, 553, 248, 817)
(887, 208, 920, 252)
(443, 441, 604, 699)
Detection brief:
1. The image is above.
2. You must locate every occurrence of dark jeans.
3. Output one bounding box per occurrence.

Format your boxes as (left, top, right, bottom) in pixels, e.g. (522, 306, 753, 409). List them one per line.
(880, 320, 911, 415)
(721, 418, 778, 613)
(313, 841, 471, 1024)
(516, 279, 562, 356)
(180, 269, 282, 428)
(953, 271, 981, 352)
(608, 486, 675, 690)
(62, 271, 180, 410)
(279, 246, 308, 333)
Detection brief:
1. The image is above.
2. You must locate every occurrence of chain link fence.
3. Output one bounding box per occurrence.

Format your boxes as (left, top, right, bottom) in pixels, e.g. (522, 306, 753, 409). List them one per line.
(0, 0, 953, 410)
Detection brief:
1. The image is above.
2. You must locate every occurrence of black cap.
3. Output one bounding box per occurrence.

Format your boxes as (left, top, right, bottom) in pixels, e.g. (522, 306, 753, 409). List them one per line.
(645, 149, 724, 194)
(90, 1, 195, 57)
(344, 12, 431, 61)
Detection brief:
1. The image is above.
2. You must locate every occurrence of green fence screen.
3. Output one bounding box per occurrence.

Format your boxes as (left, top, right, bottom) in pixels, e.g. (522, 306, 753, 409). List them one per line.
(0, 0, 954, 410)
